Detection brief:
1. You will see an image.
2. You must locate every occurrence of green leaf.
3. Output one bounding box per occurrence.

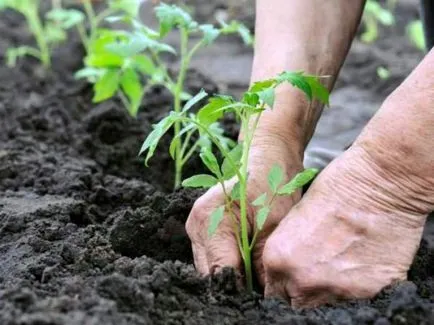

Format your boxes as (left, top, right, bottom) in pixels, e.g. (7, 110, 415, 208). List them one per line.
(74, 67, 104, 82)
(277, 71, 312, 100)
(242, 92, 259, 106)
(182, 89, 208, 112)
(377, 66, 390, 80)
(93, 69, 120, 102)
(155, 3, 196, 37)
(139, 113, 178, 164)
(256, 206, 270, 230)
(197, 95, 233, 126)
(182, 174, 218, 188)
(200, 147, 221, 177)
(200, 24, 220, 44)
(219, 20, 253, 45)
(208, 206, 225, 236)
(268, 164, 284, 193)
(109, 0, 141, 17)
(277, 71, 329, 105)
(133, 55, 156, 75)
(407, 20, 425, 51)
(46, 8, 85, 29)
(277, 168, 319, 195)
(252, 193, 267, 207)
(304, 76, 330, 105)
(221, 143, 242, 180)
(257, 87, 275, 108)
(230, 182, 240, 201)
(249, 79, 275, 92)
(120, 68, 143, 117)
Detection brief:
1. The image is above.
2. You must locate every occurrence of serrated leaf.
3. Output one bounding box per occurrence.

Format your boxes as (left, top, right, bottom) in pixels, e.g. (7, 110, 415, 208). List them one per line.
(155, 3, 196, 37)
(277, 168, 319, 195)
(93, 69, 120, 102)
(139, 113, 178, 164)
(230, 181, 240, 201)
(182, 174, 218, 188)
(249, 79, 275, 92)
(46, 8, 85, 29)
(304, 76, 330, 105)
(252, 193, 267, 207)
(182, 89, 207, 112)
(200, 147, 221, 177)
(219, 20, 253, 45)
(221, 143, 242, 180)
(208, 205, 225, 236)
(277, 71, 312, 100)
(133, 54, 156, 75)
(268, 164, 284, 193)
(200, 24, 220, 44)
(277, 71, 329, 105)
(120, 68, 143, 117)
(256, 206, 270, 231)
(257, 87, 275, 108)
(197, 95, 233, 126)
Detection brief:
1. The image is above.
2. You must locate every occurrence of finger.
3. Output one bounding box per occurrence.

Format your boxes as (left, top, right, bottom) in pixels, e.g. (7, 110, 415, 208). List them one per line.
(191, 241, 209, 275)
(264, 275, 291, 302)
(206, 215, 243, 274)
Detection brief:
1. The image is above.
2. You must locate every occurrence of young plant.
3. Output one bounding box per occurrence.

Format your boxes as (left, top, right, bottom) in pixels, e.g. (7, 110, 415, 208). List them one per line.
(140, 71, 329, 291)
(78, 0, 142, 53)
(361, 0, 395, 43)
(79, 2, 253, 188)
(0, 0, 85, 67)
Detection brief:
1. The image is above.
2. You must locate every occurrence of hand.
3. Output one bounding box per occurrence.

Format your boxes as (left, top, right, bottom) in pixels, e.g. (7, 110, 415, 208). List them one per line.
(186, 134, 304, 285)
(262, 142, 429, 307)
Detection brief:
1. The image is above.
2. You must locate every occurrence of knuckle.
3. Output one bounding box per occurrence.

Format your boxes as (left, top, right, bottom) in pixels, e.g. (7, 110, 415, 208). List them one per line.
(263, 236, 294, 275)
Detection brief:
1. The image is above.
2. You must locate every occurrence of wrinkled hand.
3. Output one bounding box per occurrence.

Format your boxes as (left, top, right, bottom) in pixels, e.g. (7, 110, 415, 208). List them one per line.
(262, 144, 428, 307)
(186, 135, 303, 285)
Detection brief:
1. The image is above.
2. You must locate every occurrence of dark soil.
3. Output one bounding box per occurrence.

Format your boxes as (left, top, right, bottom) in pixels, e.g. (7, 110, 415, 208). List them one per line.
(1, 2, 433, 325)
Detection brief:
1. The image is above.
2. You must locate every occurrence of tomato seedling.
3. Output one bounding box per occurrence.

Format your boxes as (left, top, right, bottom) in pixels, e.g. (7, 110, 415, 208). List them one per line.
(361, 0, 394, 43)
(141, 71, 329, 290)
(80, 2, 252, 188)
(0, 0, 84, 67)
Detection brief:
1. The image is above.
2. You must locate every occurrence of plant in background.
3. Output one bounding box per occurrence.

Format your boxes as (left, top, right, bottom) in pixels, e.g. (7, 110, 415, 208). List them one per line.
(79, 2, 252, 187)
(0, 0, 142, 67)
(361, 0, 395, 43)
(376, 66, 390, 80)
(0, 0, 84, 67)
(140, 71, 329, 290)
(407, 20, 426, 51)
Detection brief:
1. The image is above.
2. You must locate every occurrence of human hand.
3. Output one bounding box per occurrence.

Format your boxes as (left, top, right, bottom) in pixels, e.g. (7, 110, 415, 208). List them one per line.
(186, 134, 304, 285)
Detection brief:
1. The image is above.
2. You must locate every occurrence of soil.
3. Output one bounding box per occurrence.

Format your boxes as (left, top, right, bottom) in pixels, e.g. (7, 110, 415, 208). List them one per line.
(1, 2, 434, 325)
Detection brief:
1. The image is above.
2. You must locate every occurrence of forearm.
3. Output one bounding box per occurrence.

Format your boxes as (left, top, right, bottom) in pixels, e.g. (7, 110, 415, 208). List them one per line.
(356, 49, 434, 179)
(252, 0, 365, 150)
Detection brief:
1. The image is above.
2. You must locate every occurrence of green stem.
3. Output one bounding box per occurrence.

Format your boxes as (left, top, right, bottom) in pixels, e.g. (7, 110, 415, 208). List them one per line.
(181, 140, 201, 165)
(25, 10, 51, 67)
(77, 23, 89, 53)
(173, 28, 190, 189)
(239, 128, 252, 292)
(83, 0, 97, 44)
(239, 111, 262, 292)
